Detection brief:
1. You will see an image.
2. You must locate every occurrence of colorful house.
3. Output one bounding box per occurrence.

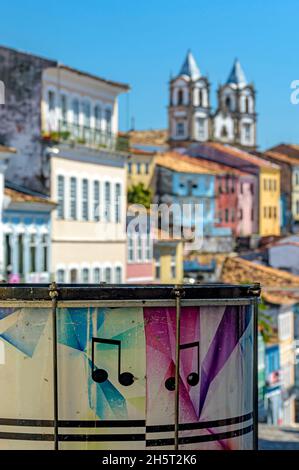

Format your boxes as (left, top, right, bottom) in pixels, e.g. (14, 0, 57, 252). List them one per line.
(265, 145, 299, 232)
(126, 213, 154, 284)
(154, 152, 233, 253)
(3, 181, 56, 282)
(153, 229, 183, 283)
(127, 148, 156, 190)
(187, 142, 281, 237)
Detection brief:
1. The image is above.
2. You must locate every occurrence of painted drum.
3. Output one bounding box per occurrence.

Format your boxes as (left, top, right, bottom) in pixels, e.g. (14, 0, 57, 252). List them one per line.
(0, 284, 260, 450)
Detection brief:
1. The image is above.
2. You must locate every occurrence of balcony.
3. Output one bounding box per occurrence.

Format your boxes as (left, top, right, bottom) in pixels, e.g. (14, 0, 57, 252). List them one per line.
(42, 121, 129, 152)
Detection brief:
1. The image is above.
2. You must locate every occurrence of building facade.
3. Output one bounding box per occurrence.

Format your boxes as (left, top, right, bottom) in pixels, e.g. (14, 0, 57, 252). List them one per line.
(0, 45, 129, 283)
(3, 182, 55, 282)
(168, 52, 257, 150)
(187, 142, 280, 237)
(0, 145, 15, 279)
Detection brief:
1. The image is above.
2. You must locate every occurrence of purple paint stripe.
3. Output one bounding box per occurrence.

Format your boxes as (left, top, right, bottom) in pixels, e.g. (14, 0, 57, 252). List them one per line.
(199, 306, 251, 416)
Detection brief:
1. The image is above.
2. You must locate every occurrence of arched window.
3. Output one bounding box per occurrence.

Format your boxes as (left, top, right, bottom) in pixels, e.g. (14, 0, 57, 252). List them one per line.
(198, 88, 203, 106)
(94, 105, 101, 129)
(177, 89, 184, 106)
(245, 97, 250, 113)
(221, 126, 228, 138)
(225, 96, 231, 111)
(72, 99, 79, 125)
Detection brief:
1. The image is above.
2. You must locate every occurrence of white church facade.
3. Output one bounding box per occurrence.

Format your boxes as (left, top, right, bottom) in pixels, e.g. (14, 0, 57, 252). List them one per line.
(168, 51, 257, 150)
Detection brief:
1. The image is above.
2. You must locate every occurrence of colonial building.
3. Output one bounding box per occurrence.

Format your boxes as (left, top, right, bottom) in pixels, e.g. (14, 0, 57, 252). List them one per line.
(168, 52, 257, 150)
(3, 181, 55, 282)
(0, 45, 129, 282)
(168, 51, 211, 148)
(127, 148, 156, 190)
(187, 142, 280, 237)
(0, 145, 16, 279)
(154, 152, 234, 253)
(264, 145, 299, 232)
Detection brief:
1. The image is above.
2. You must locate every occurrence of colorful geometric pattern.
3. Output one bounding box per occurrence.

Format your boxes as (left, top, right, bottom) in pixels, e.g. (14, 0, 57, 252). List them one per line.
(0, 304, 253, 450)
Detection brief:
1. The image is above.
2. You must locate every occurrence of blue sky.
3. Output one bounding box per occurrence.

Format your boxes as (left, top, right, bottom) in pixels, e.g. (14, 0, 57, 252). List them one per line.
(1, 0, 299, 149)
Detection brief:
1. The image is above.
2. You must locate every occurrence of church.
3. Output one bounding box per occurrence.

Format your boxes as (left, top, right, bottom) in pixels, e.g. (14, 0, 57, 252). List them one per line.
(168, 51, 257, 150)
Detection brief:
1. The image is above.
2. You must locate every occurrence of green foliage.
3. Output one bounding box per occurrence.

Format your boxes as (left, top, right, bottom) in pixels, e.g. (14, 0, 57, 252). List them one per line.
(128, 183, 152, 209)
(258, 298, 274, 342)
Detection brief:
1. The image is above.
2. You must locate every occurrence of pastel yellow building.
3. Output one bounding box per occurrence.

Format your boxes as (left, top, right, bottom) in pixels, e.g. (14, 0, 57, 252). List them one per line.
(127, 148, 156, 189)
(259, 167, 281, 237)
(153, 230, 183, 284)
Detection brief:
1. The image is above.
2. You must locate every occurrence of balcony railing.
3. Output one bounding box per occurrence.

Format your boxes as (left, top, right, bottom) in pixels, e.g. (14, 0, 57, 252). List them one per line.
(42, 121, 129, 152)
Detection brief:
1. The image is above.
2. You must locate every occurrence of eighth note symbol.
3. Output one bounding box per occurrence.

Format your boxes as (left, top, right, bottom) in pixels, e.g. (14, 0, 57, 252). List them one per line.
(91, 337, 134, 386)
(165, 341, 200, 391)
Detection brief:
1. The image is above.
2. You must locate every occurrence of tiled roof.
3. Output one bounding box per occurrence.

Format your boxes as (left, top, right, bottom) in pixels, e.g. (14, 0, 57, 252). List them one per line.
(221, 256, 299, 305)
(129, 129, 168, 147)
(259, 150, 299, 166)
(4, 185, 56, 205)
(129, 148, 156, 156)
(267, 144, 299, 160)
(188, 142, 280, 171)
(156, 152, 222, 175)
(0, 145, 16, 153)
(57, 64, 130, 91)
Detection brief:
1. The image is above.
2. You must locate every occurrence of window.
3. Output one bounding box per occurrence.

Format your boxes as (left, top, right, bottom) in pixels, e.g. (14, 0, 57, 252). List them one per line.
(82, 179, 89, 221)
(105, 109, 112, 134)
(250, 183, 254, 195)
(297, 200, 299, 215)
(273, 207, 277, 219)
(273, 180, 277, 192)
(177, 89, 184, 105)
(57, 269, 65, 283)
(221, 126, 228, 138)
(48, 90, 55, 111)
(83, 101, 91, 127)
(57, 175, 65, 219)
(115, 266, 122, 284)
(225, 176, 230, 193)
(264, 179, 267, 191)
(269, 207, 272, 218)
(146, 234, 151, 260)
(128, 235, 134, 262)
(155, 257, 161, 280)
(264, 206, 267, 218)
(70, 177, 77, 220)
(240, 182, 244, 194)
(4, 234, 11, 276)
(244, 123, 251, 142)
(82, 268, 89, 284)
(29, 234, 36, 273)
(225, 208, 229, 223)
(105, 266, 112, 283)
(104, 182, 111, 222)
(137, 234, 143, 261)
(197, 117, 205, 139)
(171, 254, 176, 279)
(18, 233, 24, 276)
(94, 105, 101, 129)
(176, 122, 184, 137)
(93, 181, 100, 221)
(239, 208, 243, 220)
(296, 173, 299, 186)
(115, 183, 121, 223)
(251, 208, 254, 221)
(70, 268, 78, 283)
(145, 163, 149, 174)
(225, 96, 231, 111)
(72, 99, 79, 124)
(278, 313, 292, 341)
(198, 88, 203, 106)
(231, 208, 235, 222)
(94, 267, 101, 284)
(128, 162, 132, 174)
(60, 94, 67, 123)
(137, 162, 142, 174)
(41, 234, 48, 272)
(245, 97, 250, 113)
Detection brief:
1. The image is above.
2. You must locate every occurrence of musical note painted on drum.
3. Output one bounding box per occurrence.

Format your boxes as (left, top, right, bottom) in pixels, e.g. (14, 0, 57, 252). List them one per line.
(165, 341, 199, 391)
(91, 337, 135, 386)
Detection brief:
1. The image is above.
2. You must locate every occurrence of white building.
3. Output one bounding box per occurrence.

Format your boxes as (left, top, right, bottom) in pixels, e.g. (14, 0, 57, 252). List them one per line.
(168, 51, 257, 150)
(0, 46, 129, 283)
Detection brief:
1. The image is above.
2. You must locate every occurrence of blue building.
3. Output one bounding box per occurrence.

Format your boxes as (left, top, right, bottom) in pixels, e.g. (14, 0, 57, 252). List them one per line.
(155, 153, 233, 253)
(3, 181, 56, 282)
(264, 344, 282, 425)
